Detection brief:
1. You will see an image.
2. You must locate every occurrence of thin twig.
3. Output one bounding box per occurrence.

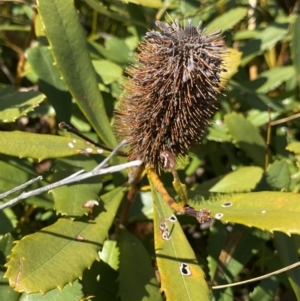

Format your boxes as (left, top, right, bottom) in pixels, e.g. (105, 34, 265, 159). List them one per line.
(93, 140, 128, 171)
(0, 176, 43, 199)
(270, 112, 300, 126)
(212, 261, 300, 289)
(0, 160, 142, 211)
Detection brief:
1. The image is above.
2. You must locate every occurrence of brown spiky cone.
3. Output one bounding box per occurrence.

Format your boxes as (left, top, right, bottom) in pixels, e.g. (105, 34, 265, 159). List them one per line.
(114, 19, 226, 172)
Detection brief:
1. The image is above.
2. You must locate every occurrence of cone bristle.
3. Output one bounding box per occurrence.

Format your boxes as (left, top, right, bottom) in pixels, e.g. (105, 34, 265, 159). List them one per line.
(114, 19, 226, 172)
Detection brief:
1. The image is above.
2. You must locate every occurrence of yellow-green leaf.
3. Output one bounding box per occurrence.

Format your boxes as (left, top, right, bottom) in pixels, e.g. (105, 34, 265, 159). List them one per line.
(37, 0, 117, 148)
(119, 0, 162, 9)
(207, 7, 248, 32)
(150, 178, 210, 301)
(192, 191, 300, 236)
(286, 142, 300, 155)
(5, 187, 125, 293)
(0, 91, 45, 122)
(0, 131, 105, 161)
(209, 166, 264, 193)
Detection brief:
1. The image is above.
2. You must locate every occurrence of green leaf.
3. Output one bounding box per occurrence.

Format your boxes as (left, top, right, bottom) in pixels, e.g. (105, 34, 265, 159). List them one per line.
(207, 123, 231, 142)
(0, 234, 20, 301)
(207, 7, 248, 31)
(210, 225, 268, 301)
(273, 233, 300, 301)
(291, 15, 300, 87)
(0, 131, 105, 161)
(19, 280, 84, 301)
(119, 229, 163, 301)
(128, 191, 154, 222)
(241, 23, 288, 65)
(191, 191, 300, 236)
(82, 240, 120, 301)
(0, 156, 53, 209)
(5, 187, 125, 293)
(51, 156, 103, 216)
(224, 112, 266, 167)
(234, 29, 258, 40)
(0, 86, 15, 97)
(83, 0, 147, 28)
(249, 276, 279, 301)
(209, 166, 264, 193)
(207, 221, 227, 280)
(0, 91, 45, 122)
(243, 66, 295, 94)
(91, 37, 131, 65)
(26, 45, 72, 122)
(266, 160, 290, 191)
(0, 209, 18, 235)
(92, 60, 123, 85)
(37, 0, 117, 148)
(149, 178, 210, 301)
(247, 109, 279, 127)
(0, 24, 31, 31)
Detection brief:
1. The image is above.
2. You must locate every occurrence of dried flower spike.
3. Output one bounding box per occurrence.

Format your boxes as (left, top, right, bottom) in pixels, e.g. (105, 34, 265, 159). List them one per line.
(115, 19, 226, 172)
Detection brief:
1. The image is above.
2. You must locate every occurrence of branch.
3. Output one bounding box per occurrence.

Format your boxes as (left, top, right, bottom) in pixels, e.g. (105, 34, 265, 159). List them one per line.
(0, 140, 142, 211)
(212, 261, 300, 289)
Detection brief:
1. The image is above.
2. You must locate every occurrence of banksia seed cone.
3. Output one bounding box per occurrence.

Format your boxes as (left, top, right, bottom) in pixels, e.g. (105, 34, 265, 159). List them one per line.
(114, 19, 226, 172)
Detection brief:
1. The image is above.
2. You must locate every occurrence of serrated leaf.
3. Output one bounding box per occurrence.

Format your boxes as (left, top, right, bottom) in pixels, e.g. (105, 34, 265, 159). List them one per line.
(82, 240, 120, 300)
(19, 280, 84, 301)
(5, 187, 125, 293)
(241, 23, 288, 65)
(0, 234, 20, 301)
(243, 66, 295, 94)
(0, 131, 104, 161)
(0, 91, 45, 122)
(51, 156, 103, 216)
(224, 112, 266, 167)
(207, 7, 248, 31)
(191, 191, 300, 236)
(37, 0, 117, 148)
(149, 178, 210, 301)
(266, 160, 290, 191)
(119, 229, 163, 301)
(209, 166, 264, 193)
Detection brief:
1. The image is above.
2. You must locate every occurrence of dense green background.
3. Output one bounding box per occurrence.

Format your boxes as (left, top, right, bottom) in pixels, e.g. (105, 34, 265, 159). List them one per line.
(0, 0, 300, 300)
